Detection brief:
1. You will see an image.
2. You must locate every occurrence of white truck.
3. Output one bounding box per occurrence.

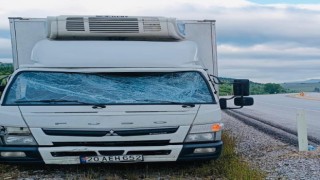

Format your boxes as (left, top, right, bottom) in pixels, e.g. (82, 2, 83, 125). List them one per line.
(0, 16, 253, 164)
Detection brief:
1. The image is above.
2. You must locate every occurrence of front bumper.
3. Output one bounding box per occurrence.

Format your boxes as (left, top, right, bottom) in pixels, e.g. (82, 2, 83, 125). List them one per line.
(0, 141, 223, 164)
(0, 147, 43, 163)
(177, 141, 223, 161)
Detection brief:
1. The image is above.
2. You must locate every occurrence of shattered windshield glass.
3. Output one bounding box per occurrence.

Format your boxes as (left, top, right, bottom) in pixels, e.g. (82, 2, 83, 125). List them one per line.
(4, 71, 215, 105)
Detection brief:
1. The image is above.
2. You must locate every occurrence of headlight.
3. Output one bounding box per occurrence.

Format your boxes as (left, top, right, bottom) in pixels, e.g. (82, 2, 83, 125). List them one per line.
(0, 126, 37, 146)
(6, 127, 31, 135)
(4, 136, 37, 145)
(184, 123, 223, 142)
(189, 123, 224, 133)
(185, 133, 214, 142)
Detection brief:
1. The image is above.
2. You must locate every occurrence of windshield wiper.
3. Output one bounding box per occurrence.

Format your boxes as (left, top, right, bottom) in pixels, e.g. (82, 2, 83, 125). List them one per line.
(14, 99, 107, 108)
(135, 99, 195, 107)
(15, 99, 92, 105)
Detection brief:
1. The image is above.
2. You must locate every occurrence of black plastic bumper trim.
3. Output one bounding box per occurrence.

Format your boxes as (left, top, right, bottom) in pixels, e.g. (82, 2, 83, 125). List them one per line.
(177, 141, 223, 161)
(0, 147, 43, 163)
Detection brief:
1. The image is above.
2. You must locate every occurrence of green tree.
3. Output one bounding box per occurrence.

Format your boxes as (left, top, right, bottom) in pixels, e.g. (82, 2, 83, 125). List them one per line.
(263, 83, 285, 94)
(0, 63, 13, 75)
(219, 84, 233, 96)
(218, 77, 291, 95)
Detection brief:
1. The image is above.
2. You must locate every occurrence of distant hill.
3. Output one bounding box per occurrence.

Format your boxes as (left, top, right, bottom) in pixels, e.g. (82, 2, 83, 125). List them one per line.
(281, 79, 320, 92)
(285, 79, 320, 84)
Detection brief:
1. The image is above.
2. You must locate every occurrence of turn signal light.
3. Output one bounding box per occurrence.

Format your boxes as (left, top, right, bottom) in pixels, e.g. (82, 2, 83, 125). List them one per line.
(211, 123, 222, 132)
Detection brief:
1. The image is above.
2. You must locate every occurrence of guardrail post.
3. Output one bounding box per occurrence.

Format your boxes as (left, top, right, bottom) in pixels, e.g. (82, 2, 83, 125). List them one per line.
(296, 109, 308, 151)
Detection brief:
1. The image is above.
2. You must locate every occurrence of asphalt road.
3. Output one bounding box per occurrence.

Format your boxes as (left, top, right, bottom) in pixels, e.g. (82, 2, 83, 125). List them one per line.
(233, 93, 320, 142)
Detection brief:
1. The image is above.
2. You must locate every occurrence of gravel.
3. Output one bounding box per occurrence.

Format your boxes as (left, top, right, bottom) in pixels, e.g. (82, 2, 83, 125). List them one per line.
(222, 112, 320, 179)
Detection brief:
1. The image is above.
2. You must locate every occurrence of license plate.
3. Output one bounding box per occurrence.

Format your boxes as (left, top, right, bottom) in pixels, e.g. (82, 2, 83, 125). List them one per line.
(80, 155, 144, 163)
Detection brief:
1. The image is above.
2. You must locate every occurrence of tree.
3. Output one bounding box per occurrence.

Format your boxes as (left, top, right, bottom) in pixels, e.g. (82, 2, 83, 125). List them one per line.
(263, 83, 285, 94)
(219, 84, 233, 96)
(0, 64, 13, 75)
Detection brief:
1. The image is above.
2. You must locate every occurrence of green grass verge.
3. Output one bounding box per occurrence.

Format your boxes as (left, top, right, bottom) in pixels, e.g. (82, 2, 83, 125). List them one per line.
(0, 132, 265, 179)
(209, 131, 265, 179)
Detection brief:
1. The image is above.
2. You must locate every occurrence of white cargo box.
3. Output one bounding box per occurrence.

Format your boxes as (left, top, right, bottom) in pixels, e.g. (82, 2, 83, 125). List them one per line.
(9, 16, 217, 75)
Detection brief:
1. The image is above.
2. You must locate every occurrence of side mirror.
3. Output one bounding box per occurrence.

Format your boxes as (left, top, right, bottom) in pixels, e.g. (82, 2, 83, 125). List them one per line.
(233, 79, 250, 96)
(219, 79, 253, 110)
(219, 98, 227, 110)
(234, 97, 254, 106)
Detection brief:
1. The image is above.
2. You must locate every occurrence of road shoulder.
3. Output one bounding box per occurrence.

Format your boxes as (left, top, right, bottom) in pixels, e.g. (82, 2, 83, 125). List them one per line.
(222, 112, 320, 179)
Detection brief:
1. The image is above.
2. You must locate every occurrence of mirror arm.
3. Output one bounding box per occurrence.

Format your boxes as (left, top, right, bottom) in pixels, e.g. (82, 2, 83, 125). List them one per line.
(209, 75, 224, 85)
(207, 74, 219, 94)
(236, 94, 245, 109)
(224, 95, 236, 100)
(223, 106, 243, 110)
(220, 95, 246, 110)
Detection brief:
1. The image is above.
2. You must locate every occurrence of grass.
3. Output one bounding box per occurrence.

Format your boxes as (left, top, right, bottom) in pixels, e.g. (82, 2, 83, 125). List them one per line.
(210, 132, 265, 179)
(0, 132, 265, 179)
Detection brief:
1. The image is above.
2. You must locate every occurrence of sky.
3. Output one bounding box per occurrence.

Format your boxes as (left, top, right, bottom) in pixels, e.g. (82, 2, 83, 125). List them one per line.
(0, 0, 320, 83)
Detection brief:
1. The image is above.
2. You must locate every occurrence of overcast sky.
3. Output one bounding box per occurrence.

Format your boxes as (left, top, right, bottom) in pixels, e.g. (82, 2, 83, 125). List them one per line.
(0, 0, 320, 83)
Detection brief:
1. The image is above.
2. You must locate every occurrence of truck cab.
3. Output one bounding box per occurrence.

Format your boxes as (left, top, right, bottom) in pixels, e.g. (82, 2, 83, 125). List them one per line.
(0, 16, 252, 164)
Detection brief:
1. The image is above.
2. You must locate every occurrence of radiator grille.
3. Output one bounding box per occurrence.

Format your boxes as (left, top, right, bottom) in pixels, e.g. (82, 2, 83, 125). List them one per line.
(66, 17, 85, 31)
(50, 150, 171, 157)
(88, 17, 139, 33)
(43, 127, 178, 137)
(99, 150, 125, 156)
(51, 151, 97, 157)
(127, 150, 171, 156)
(52, 140, 170, 147)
